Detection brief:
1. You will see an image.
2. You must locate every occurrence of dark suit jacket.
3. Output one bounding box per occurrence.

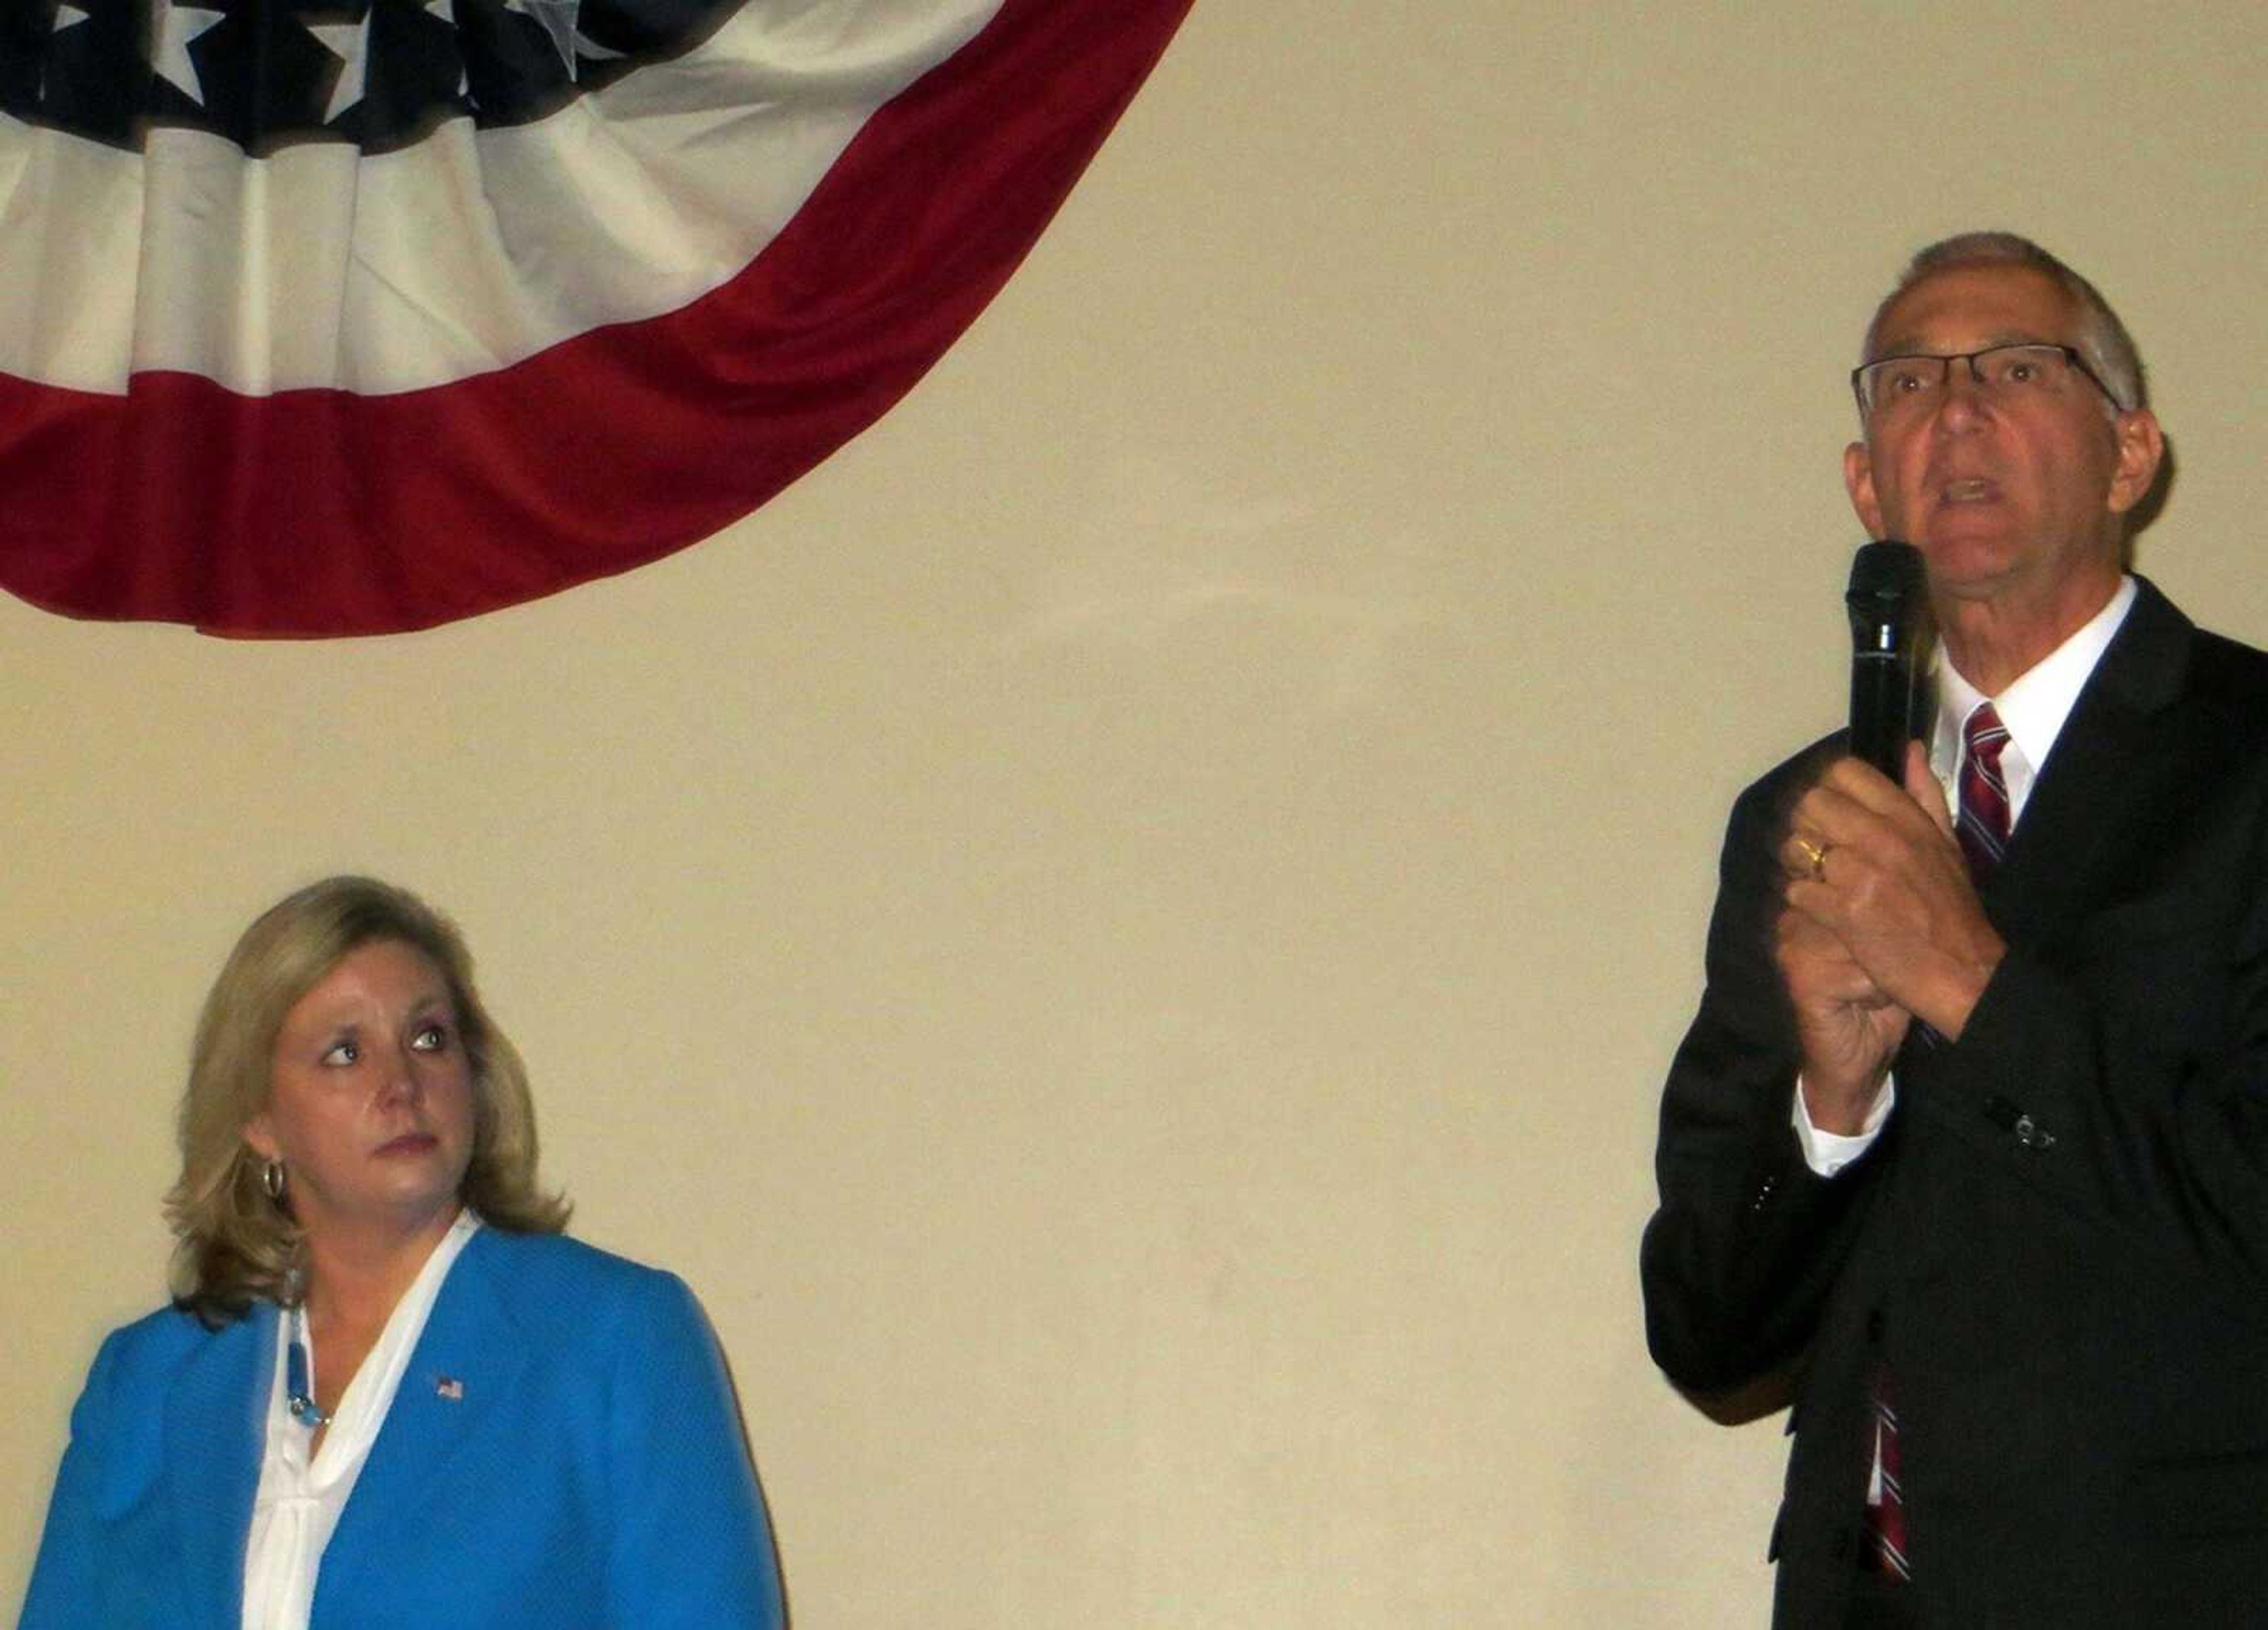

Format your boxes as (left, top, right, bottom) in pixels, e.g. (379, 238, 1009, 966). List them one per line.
(1641, 578, 2268, 1628)
(18, 1227, 784, 1629)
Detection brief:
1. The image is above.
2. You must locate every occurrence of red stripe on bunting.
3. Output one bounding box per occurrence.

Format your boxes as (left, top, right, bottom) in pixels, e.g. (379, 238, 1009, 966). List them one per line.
(0, 0, 1194, 636)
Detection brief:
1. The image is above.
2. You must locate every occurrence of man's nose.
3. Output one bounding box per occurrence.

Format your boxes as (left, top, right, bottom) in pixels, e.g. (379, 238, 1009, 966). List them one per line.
(1933, 354, 1992, 429)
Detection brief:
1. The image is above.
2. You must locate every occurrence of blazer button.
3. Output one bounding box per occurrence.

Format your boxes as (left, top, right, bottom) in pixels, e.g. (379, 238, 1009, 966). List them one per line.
(2014, 1114, 2057, 1150)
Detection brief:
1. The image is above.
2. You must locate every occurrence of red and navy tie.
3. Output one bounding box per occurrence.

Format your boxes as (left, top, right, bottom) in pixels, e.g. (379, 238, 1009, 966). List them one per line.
(1864, 701, 2013, 1582)
(1956, 703, 2013, 878)
(1865, 1361, 1910, 1579)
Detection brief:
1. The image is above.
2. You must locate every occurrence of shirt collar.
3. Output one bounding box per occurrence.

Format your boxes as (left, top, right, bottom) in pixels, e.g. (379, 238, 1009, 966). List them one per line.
(1930, 574, 2136, 817)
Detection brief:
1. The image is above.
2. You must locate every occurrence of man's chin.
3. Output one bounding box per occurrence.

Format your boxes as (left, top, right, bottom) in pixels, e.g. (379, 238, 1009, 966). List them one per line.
(1911, 536, 2016, 597)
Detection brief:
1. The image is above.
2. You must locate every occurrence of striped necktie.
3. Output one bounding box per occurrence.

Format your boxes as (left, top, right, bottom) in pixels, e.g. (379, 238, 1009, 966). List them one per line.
(1956, 703, 2013, 877)
(1862, 700, 2015, 1583)
(1865, 1361, 1909, 1579)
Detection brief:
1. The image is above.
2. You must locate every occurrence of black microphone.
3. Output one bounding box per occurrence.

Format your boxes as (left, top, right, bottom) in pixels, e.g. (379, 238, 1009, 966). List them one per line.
(1845, 540, 1925, 779)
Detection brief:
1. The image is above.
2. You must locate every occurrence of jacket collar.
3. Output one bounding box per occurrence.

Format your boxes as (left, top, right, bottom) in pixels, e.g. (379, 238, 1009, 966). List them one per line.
(1981, 573, 2195, 944)
(310, 1226, 531, 1607)
(164, 1302, 273, 1629)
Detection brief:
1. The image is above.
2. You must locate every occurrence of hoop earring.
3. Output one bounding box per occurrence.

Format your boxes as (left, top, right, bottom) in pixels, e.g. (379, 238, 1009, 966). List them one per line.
(263, 1159, 286, 1202)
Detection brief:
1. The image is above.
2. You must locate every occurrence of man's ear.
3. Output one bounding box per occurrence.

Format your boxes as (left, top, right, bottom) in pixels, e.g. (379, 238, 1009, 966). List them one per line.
(1843, 440, 1886, 537)
(2106, 409, 2165, 517)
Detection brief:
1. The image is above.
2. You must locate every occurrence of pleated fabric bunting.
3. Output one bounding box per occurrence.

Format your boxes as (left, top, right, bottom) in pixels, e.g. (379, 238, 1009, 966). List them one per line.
(0, 0, 1193, 634)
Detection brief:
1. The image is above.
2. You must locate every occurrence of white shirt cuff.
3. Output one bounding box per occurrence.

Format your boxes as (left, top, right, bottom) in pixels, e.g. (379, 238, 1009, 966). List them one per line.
(1793, 1076, 1895, 1176)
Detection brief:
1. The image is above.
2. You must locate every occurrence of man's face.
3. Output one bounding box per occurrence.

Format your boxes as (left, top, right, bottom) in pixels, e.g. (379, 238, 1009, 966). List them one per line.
(1843, 263, 2162, 614)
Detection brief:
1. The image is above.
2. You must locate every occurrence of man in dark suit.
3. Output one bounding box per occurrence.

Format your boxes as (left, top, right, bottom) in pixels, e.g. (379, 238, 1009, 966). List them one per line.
(1641, 233, 2268, 1628)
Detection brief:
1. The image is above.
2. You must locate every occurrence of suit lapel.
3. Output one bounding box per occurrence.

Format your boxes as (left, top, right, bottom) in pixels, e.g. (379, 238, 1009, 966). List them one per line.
(1979, 576, 2196, 948)
(1890, 581, 2201, 1257)
(313, 1228, 530, 1605)
(164, 1305, 272, 1628)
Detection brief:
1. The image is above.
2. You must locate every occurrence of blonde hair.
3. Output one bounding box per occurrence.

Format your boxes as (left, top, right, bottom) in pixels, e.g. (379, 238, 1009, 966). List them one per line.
(166, 876, 569, 1324)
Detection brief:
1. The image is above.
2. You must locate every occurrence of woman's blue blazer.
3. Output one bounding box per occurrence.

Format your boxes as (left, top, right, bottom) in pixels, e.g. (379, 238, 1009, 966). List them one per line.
(18, 1228, 784, 1628)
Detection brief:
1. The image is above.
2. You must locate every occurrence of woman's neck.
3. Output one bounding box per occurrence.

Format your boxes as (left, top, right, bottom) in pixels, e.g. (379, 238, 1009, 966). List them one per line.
(301, 1201, 464, 1336)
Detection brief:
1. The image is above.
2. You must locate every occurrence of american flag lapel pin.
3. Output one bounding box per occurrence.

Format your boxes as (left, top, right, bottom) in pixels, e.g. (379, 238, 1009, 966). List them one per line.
(435, 1375, 465, 1401)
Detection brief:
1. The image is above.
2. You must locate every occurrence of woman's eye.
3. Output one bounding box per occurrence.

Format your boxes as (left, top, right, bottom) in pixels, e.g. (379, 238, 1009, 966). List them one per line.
(410, 1023, 448, 1052)
(321, 1039, 360, 1066)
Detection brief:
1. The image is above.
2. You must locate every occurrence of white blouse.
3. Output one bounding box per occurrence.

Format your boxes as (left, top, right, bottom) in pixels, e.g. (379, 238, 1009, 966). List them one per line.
(240, 1211, 481, 1630)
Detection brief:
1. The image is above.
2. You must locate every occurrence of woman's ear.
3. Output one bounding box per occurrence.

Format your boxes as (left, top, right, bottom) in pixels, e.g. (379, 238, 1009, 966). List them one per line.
(242, 1114, 280, 1165)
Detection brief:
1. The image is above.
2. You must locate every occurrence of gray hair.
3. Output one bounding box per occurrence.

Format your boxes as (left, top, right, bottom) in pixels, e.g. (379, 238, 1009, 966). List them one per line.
(1863, 231, 2146, 413)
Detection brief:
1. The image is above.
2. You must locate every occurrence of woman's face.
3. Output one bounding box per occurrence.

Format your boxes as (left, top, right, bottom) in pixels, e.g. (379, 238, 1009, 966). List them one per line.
(243, 938, 477, 1246)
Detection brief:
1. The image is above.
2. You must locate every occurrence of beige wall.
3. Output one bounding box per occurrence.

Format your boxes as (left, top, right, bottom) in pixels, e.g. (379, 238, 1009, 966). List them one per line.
(6, 5, 2264, 1624)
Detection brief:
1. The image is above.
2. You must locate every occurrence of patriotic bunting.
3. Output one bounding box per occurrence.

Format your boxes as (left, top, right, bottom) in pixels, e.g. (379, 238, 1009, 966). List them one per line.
(0, 0, 1192, 634)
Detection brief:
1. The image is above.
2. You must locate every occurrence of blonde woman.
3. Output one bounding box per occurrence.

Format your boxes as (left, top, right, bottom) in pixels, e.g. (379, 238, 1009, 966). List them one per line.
(20, 877, 783, 1629)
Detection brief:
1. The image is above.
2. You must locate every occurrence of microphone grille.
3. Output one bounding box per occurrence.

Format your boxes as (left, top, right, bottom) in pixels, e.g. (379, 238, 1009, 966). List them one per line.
(1846, 540, 1924, 610)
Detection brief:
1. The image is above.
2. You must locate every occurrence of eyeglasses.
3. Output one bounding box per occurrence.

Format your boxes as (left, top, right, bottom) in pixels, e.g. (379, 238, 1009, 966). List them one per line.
(1850, 343, 2122, 418)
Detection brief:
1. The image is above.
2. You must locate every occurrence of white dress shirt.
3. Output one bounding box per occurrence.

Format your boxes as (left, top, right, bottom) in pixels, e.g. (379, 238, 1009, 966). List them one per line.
(1794, 576, 2139, 1174)
(240, 1210, 482, 1630)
